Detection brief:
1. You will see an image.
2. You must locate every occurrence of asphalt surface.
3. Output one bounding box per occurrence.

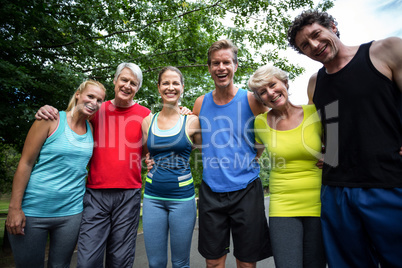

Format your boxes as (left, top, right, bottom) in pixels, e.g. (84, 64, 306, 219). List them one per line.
(68, 197, 275, 267)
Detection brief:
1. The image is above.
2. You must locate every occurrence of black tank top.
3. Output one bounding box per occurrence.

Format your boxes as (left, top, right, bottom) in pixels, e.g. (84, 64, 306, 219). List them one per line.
(313, 41, 402, 187)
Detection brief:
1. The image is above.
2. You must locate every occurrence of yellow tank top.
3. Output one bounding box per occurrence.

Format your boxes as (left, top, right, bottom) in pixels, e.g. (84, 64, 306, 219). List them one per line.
(254, 105, 322, 217)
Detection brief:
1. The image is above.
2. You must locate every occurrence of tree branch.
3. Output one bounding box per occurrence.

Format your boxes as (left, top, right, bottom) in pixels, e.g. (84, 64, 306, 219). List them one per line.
(32, 0, 224, 49)
(143, 64, 208, 73)
(81, 48, 195, 73)
(216, 4, 266, 22)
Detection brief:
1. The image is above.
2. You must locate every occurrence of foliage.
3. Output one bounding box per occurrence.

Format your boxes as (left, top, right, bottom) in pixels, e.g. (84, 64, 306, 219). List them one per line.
(259, 150, 271, 192)
(190, 149, 203, 196)
(0, 143, 20, 194)
(0, 0, 334, 193)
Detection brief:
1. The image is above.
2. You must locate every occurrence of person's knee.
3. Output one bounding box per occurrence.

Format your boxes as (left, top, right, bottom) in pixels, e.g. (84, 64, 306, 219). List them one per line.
(206, 255, 226, 268)
(77, 248, 105, 268)
(236, 259, 256, 268)
(77, 257, 103, 268)
(171, 257, 190, 268)
(149, 258, 168, 268)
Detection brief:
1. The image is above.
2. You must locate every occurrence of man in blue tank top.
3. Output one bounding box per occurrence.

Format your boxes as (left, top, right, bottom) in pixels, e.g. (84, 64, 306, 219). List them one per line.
(288, 10, 402, 268)
(193, 39, 272, 267)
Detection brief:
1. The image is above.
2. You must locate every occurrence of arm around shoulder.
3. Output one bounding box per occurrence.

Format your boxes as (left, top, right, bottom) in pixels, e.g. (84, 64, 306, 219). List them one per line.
(307, 73, 318, 104)
(248, 91, 268, 116)
(192, 95, 205, 116)
(35, 105, 59, 120)
(186, 114, 202, 150)
(141, 114, 152, 156)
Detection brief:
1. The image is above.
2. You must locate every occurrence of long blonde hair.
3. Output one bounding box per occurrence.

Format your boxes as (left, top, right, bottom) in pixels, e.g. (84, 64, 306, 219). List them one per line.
(66, 79, 106, 113)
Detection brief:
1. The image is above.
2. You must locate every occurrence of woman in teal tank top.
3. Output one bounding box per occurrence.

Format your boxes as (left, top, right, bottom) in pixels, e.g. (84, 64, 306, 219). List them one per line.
(249, 65, 326, 268)
(6, 80, 105, 268)
(141, 66, 202, 268)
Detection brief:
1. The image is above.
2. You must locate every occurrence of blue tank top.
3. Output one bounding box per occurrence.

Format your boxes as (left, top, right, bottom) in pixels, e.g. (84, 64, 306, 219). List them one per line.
(145, 113, 195, 200)
(199, 88, 260, 192)
(22, 111, 93, 217)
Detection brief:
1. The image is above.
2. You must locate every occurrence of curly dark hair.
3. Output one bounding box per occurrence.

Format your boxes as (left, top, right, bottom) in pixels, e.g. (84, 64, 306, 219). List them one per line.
(287, 9, 340, 54)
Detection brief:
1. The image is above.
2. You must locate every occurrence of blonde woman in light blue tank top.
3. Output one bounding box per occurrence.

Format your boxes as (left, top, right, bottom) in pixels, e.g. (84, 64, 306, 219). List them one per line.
(6, 80, 105, 268)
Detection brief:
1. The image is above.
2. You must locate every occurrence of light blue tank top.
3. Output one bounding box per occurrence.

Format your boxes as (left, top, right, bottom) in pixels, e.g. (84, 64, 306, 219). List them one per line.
(199, 88, 260, 192)
(22, 111, 93, 217)
(145, 113, 195, 200)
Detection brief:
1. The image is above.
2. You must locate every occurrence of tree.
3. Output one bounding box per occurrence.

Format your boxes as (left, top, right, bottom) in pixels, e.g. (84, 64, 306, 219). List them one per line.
(0, 0, 334, 193)
(259, 150, 271, 193)
(0, 0, 335, 148)
(0, 143, 20, 194)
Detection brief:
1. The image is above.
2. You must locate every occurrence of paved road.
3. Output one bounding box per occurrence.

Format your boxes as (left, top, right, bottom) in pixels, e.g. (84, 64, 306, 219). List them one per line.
(68, 197, 275, 267)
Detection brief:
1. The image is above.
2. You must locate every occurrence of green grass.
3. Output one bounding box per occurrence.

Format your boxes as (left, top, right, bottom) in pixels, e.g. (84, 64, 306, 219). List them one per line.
(0, 195, 10, 211)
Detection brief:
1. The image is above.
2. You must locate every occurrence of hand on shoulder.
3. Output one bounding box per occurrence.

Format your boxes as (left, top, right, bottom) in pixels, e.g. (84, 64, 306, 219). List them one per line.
(35, 105, 59, 120)
(179, 106, 193, 115)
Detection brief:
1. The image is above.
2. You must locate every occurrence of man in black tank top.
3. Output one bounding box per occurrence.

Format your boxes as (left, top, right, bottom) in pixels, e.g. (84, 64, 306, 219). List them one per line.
(287, 9, 402, 268)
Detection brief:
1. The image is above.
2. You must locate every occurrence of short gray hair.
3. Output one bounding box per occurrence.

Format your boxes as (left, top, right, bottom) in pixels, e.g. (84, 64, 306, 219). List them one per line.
(114, 62, 143, 91)
(248, 65, 288, 104)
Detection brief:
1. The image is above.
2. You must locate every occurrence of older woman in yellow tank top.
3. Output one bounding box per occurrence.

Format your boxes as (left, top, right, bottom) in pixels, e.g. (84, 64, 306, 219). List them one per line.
(249, 65, 326, 268)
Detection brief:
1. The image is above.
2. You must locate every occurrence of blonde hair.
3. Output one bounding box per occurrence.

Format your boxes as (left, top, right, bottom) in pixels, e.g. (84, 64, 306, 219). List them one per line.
(248, 65, 289, 104)
(66, 79, 106, 112)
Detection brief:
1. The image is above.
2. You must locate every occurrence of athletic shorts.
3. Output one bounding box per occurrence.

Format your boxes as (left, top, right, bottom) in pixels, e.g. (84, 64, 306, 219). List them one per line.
(198, 178, 272, 262)
(321, 186, 402, 267)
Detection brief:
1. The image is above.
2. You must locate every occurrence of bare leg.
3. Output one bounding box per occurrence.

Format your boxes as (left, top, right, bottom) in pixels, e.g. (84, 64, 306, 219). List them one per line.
(206, 255, 227, 268)
(236, 259, 256, 268)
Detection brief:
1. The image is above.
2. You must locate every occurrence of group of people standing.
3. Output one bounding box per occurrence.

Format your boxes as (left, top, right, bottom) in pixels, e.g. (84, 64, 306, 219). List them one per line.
(6, 9, 402, 268)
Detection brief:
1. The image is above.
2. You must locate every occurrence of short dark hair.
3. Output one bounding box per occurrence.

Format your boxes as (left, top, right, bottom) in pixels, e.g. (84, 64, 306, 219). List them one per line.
(287, 9, 340, 54)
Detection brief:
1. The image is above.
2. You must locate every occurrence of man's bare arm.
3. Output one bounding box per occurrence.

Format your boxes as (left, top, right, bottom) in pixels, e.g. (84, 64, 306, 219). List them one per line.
(307, 73, 318, 105)
(248, 91, 269, 116)
(193, 95, 205, 116)
(371, 37, 402, 92)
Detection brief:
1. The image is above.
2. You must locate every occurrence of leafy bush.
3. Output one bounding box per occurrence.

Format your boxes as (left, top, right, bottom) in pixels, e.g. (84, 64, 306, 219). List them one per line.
(0, 143, 20, 194)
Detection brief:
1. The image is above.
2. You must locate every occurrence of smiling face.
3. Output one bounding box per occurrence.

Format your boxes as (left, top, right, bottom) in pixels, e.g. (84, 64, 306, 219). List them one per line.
(208, 48, 238, 90)
(75, 84, 105, 116)
(158, 70, 183, 106)
(256, 76, 289, 109)
(113, 67, 140, 104)
(295, 22, 339, 64)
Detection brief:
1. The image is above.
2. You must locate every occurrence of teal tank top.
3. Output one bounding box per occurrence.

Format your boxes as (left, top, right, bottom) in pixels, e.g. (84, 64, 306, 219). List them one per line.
(199, 88, 260, 192)
(22, 111, 93, 217)
(145, 113, 195, 200)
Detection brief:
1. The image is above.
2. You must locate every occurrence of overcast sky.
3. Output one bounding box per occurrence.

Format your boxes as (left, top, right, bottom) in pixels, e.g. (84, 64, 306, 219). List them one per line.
(287, 0, 402, 104)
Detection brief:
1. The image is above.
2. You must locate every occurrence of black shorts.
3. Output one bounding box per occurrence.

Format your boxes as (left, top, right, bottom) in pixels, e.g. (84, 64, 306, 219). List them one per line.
(198, 178, 272, 262)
